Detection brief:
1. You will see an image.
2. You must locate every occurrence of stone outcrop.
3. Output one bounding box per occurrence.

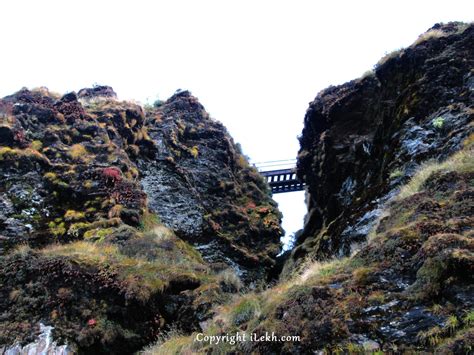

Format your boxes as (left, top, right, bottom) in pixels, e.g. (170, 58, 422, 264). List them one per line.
(148, 22, 473, 354)
(286, 22, 473, 270)
(0, 87, 282, 352)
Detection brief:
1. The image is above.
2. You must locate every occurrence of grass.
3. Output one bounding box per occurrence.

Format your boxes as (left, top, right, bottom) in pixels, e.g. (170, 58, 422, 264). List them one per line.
(0, 146, 49, 163)
(231, 296, 261, 326)
(147, 140, 473, 352)
(375, 48, 403, 68)
(397, 145, 473, 200)
(413, 29, 447, 46)
(141, 333, 196, 355)
(41, 227, 209, 303)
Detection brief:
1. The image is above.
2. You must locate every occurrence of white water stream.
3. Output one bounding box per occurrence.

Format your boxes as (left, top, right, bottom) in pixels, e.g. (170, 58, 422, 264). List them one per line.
(4, 323, 69, 355)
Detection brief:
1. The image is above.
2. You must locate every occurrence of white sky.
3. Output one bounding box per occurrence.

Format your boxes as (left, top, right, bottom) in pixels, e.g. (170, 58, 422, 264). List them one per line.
(1, 0, 472, 242)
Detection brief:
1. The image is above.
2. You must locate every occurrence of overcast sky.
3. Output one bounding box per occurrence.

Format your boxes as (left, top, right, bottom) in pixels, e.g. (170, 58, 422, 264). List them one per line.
(0, 0, 472, 245)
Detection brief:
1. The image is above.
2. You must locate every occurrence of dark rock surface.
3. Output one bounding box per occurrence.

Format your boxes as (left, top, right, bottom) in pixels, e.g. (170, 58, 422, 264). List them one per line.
(287, 22, 473, 270)
(137, 91, 282, 280)
(0, 87, 282, 352)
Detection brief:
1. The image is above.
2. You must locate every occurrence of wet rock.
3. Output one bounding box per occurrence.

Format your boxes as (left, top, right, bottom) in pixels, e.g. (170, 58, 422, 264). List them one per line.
(287, 22, 474, 270)
(380, 307, 444, 343)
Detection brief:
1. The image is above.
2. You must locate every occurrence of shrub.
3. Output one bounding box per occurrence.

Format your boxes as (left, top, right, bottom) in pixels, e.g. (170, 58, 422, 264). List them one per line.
(64, 210, 86, 222)
(48, 220, 66, 237)
(432, 116, 445, 130)
(69, 144, 88, 160)
(190, 146, 199, 159)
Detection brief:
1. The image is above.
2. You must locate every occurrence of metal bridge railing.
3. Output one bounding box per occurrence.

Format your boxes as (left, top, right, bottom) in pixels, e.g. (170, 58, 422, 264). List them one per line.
(250, 159, 304, 194)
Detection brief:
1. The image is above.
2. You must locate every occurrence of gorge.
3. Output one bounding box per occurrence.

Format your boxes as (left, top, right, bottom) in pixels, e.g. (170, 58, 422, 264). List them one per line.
(1, 22, 473, 354)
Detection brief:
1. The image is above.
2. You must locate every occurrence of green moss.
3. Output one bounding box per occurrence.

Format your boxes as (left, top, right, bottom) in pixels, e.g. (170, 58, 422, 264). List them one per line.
(432, 116, 445, 130)
(30, 140, 43, 151)
(445, 315, 459, 334)
(84, 228, 114, 242)
(48, 221, 66, 237)
(69, 144, 88, 160)
(410, 257, 447, 300)
(64, 210, 86, 222)
(189, 145, 199, 158)
(389, 168, 404, 179)
(0, 147, 48, 163)
(0, 146, 17, 160)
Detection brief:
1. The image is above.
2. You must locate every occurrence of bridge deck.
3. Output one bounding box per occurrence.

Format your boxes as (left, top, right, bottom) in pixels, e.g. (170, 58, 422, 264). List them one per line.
(259, 168, 305, 194)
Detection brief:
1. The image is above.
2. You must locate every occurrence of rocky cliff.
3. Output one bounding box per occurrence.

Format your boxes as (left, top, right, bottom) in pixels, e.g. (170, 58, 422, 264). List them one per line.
(150, 22, 473, 354)
(287, 21, 473, 269)
(0, 87, 282, 353)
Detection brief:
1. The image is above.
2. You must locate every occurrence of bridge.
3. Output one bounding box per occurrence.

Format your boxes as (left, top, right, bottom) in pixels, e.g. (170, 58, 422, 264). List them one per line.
(252, 159, 305, 194)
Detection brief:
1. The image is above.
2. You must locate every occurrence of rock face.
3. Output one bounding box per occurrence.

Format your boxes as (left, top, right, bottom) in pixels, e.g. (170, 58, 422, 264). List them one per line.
(137, 91, 282, 278)
(0, 87, 282, 352)
(148, 23, 473, 354)
(287, 22, 473, 270)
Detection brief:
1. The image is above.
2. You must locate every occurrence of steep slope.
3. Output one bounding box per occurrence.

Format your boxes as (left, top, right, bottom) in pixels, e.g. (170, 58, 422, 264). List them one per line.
(151, 142, 473, 353)
(286, 22, 473, 271)
(150, 22, 473, 354)
(0, 87, 282, 353)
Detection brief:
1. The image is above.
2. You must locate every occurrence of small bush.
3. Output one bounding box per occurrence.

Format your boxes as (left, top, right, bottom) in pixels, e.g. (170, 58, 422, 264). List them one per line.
(64, 210, 86, 222)
(69, 144, 88, 160)
(432, 116, 445, 130)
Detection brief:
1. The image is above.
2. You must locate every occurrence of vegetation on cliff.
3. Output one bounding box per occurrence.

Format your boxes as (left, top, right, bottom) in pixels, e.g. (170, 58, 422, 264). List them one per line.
(0, 87, 282, 353)
(0, 21, 472, 355)
(146, 134, 474, 354)
(149, 22, 473, 354)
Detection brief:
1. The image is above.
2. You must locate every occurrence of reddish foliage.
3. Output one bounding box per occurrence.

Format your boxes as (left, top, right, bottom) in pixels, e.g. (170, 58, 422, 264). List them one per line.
(209, 220, 222, 232)
(246, 201, 256, 210)
(102, 167, 122, 183)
